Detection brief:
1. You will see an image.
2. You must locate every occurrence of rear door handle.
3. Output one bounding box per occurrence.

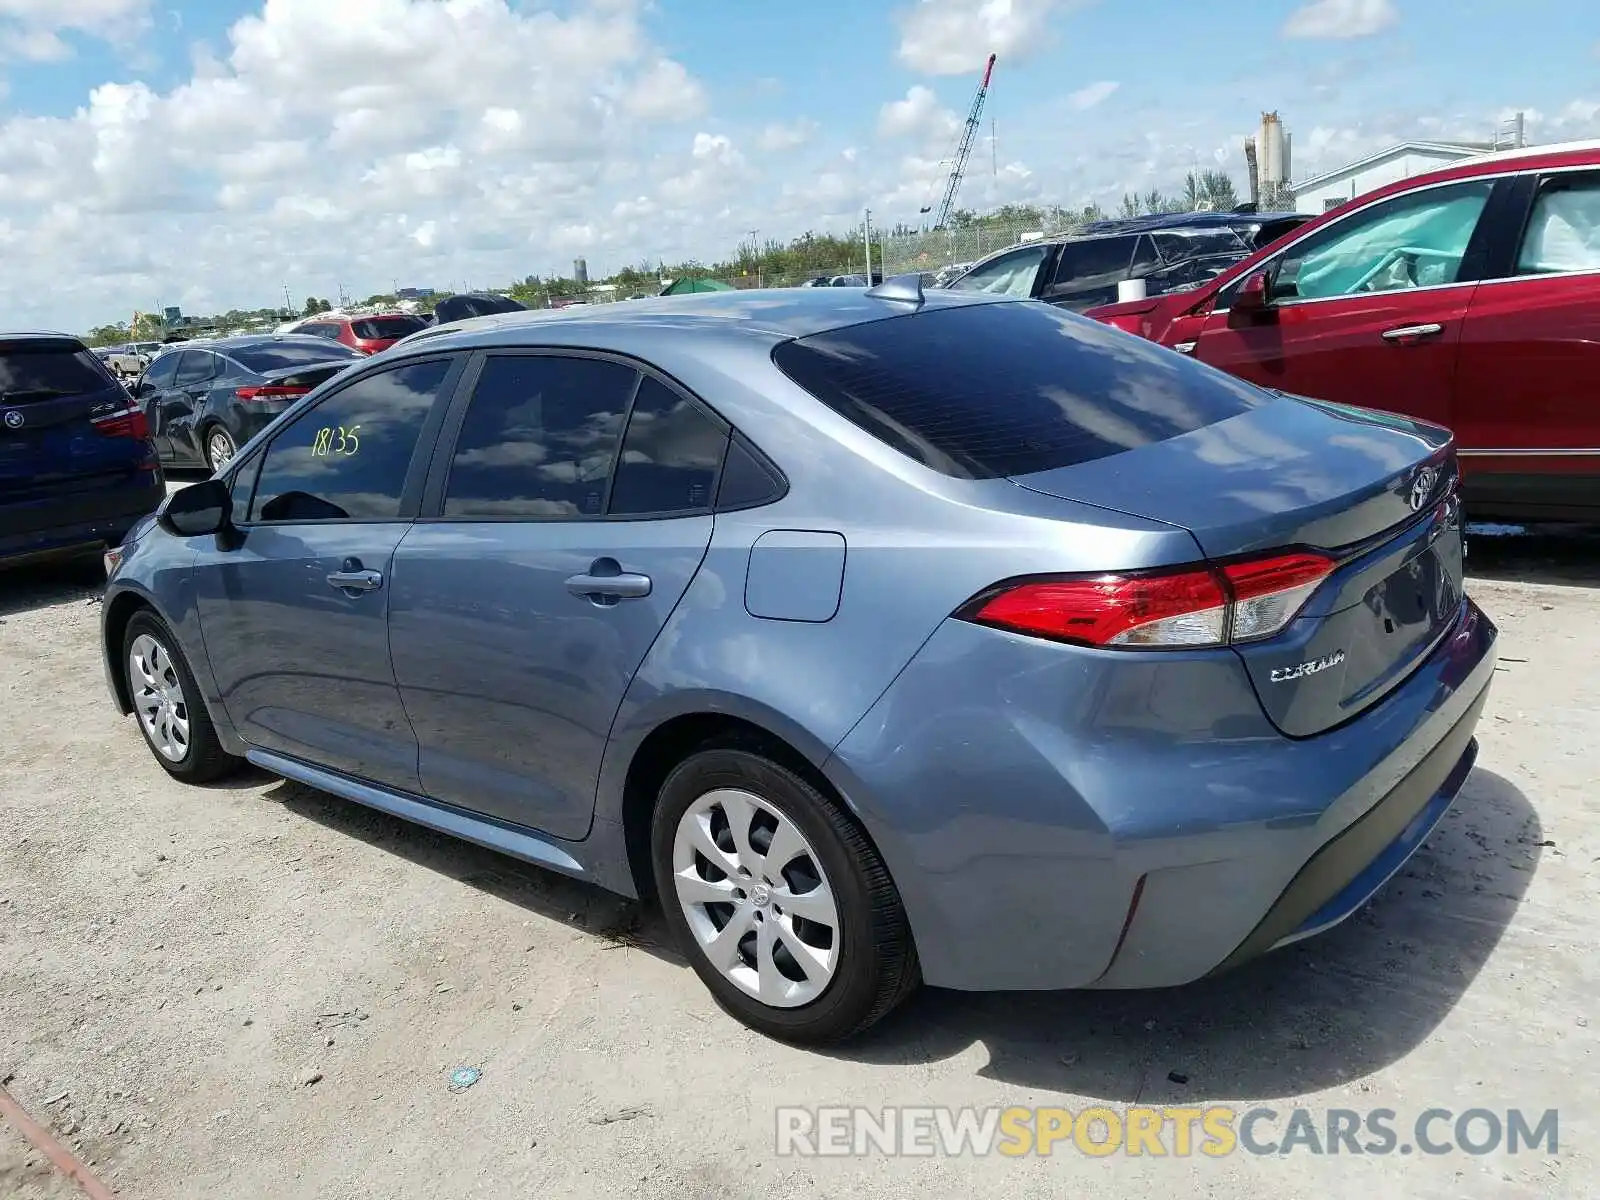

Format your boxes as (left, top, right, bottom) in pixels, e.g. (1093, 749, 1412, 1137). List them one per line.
(327, 568, 383, 593)
(566, 570, 652, 601)
(1381, 323, 1444, 343)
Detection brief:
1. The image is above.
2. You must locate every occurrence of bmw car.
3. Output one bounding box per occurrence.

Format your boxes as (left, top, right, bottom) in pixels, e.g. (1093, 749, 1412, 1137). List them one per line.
(100, 283, 1496, 1043)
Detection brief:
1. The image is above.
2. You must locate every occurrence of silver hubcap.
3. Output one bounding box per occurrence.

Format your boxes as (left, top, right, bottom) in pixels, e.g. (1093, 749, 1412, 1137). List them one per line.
(208, 430, 234, 469)
(672, 788, 841, 1008)
(129, 633, 190, 762)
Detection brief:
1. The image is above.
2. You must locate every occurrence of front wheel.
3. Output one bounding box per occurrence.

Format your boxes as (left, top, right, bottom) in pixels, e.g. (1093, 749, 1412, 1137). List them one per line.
(124, 611, 242, 783)
(651, 747, 919, 1043)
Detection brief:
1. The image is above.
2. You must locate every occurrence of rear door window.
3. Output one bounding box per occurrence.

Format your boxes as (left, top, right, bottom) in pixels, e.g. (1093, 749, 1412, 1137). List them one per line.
(174, 352, 215, 387)
(441, 354, 636, 519)
(1515, 172, 1600, 275)
(0, 340, 114, 400)
(772, 301, 1267, 479)
(1050, 236, 1137, 289)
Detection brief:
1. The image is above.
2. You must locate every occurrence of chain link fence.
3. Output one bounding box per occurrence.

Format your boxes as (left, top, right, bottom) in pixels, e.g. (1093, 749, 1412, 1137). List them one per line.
(877, 217, 1082, 283)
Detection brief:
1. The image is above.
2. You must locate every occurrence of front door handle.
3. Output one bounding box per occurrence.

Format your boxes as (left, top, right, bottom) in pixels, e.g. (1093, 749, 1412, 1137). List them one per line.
(327, 568, 383, 593)
(566, 560, 652, 602)
(1381, 323, 1444, 344)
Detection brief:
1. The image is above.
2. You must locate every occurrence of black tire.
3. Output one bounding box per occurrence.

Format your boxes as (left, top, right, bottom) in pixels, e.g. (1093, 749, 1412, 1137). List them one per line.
(651, 746, 919, 1043)
(203, 424, 237, 473)
(122, 610, 242, 784)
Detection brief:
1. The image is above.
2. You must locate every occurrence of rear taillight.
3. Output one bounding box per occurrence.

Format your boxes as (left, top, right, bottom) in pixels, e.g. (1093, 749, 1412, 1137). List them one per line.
(89, 401, 149, 440)
(962, 551, 1336, 649)
(235, 385, 309, 404)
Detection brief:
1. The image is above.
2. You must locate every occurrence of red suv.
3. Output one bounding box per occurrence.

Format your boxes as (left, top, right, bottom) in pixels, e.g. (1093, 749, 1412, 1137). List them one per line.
(1086, 139, 1600, 522)
(293, 312, 428, 356)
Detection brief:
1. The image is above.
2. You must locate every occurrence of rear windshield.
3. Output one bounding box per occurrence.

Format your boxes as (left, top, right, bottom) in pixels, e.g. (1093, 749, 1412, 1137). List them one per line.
(230, 342, 361, 373)
(771, 301, 1268, 479)
(0, 340, 113, 400)
(351, 316, 426, 340)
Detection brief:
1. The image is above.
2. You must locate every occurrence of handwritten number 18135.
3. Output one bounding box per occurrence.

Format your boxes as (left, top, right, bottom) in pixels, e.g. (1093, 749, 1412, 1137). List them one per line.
(311, 425, 362, 457)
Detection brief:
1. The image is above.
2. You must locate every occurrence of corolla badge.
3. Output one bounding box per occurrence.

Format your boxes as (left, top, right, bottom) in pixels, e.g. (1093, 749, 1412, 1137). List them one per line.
(1408, 466, 1438, 511)
(2, 410, 22, 430)
(1270, 649, 1346, 684)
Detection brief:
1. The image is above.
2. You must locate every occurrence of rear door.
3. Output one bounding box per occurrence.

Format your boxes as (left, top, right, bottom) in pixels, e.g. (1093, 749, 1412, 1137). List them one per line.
(192, 355, 463, 790)
(0, 337, 153, 528)
(1189, 177, 1501, 429)
(389, 352, 725, 840)
(1452, 169, 1600, 519)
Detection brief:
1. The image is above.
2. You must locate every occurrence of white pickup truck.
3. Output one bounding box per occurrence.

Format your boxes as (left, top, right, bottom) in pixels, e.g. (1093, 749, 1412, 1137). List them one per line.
(103, 342, 162, 378)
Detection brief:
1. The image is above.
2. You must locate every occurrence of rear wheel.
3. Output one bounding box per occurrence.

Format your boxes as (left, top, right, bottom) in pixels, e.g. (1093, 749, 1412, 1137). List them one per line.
(651, 746, 919, 1043)
(123, 611, 241, 783)
(204, 425, 237, 472)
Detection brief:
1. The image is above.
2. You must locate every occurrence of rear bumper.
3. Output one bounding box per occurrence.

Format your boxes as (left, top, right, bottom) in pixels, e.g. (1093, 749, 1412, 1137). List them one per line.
(0, 474, 164, 566)
(825, 596, 1498, 992)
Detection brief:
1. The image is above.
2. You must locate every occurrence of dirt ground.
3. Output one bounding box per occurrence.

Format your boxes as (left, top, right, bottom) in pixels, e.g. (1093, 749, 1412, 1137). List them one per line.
(1, 525, 1596, 1199)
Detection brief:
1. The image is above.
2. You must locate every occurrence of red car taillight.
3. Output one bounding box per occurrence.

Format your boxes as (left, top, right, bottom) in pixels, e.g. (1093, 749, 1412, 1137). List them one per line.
(962, 551, 1336, 649)
(89, 401, 149, 440)
(235, 385, 309, 404)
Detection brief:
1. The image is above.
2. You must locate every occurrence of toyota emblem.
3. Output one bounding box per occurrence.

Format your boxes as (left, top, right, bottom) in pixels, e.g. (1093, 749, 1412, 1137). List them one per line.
(2, 410, 22, 430)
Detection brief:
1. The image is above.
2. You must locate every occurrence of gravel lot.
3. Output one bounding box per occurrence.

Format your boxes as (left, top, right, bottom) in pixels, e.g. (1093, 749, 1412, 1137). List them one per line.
(1, 521, 1596, 1199)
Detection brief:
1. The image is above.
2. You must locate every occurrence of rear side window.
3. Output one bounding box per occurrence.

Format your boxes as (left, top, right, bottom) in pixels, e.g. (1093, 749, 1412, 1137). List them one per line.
(772, 302, 1268, 479)
(352, 316, 427, 340)
(1516, 173, 1600, 274)
(0, 340, 113, 399)
(442, 355, 635, 519)
(1051, 237, 1137, 287)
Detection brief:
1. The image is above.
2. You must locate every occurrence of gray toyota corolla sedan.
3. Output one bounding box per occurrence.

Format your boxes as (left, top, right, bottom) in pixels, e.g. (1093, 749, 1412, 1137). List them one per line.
(101, 280, 1496, 1043)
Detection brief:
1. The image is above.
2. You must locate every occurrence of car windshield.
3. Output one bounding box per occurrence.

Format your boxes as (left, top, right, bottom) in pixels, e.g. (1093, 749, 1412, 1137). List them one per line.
(1151, 228, 1250, 260)
(351, 316, 427, 340)
(0, 340, 113, 398)
(229, 342, 361, 372)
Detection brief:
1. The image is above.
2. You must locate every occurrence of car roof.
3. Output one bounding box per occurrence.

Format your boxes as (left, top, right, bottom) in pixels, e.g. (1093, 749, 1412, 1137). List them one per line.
(0, 330, 86, 343)
(1071, 210, 1304, 238)
(391, 284, 1015, 355)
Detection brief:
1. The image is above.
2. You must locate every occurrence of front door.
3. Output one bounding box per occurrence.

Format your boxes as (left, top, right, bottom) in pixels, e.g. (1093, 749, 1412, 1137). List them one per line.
(160, 351, 217, 467)
(389, 354, 727, 840)
(135, 352, 182, 461)
(1452, 169, 1600, 519)
(192, 356, 461, 790)
(1191, 177, 1500, 429)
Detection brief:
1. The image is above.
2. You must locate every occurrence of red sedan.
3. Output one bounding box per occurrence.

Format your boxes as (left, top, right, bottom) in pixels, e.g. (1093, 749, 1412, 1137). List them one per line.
(1086, 139, 1600, 522)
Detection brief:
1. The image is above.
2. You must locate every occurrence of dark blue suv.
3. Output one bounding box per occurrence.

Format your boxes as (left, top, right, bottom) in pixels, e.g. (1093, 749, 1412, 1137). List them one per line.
(1, 333, 165, 568)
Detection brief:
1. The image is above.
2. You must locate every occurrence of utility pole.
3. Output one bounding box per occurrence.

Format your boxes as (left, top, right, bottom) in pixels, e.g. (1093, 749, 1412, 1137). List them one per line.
(863, 209, 873, 283)
(747, 228, 760, 287)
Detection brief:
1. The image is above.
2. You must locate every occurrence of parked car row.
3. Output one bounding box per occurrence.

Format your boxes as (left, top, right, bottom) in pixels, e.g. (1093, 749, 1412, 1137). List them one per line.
(1085, 138, 1600, 522)
(944, 209, 1312, 311)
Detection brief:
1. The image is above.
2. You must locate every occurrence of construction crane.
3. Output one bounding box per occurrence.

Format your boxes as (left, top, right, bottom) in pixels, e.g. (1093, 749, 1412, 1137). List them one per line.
(921, 53, 996, 231)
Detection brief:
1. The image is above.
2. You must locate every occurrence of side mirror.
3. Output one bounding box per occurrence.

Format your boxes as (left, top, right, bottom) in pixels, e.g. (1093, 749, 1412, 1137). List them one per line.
(1228, 270, 1273, 327)
(159, 478, 230, 538)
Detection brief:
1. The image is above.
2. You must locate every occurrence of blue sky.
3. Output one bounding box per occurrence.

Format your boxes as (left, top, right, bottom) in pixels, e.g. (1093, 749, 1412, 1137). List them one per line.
(0, 0, 1595, 329)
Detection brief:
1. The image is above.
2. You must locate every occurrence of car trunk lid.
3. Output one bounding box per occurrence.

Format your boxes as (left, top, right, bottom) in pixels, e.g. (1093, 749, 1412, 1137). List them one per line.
(1013, 395, 1465, 736)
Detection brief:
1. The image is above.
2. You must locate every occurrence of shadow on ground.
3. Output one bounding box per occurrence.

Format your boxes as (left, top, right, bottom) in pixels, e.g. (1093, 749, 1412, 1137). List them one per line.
(0, 555, 106, 619)
(265, 762, 1538, 1102)
(267, 777, 678, 959)
(1466, 524, 1600, 587)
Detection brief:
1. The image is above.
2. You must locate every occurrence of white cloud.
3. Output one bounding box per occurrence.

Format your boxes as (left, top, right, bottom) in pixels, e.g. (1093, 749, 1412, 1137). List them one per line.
(618, 58, 706, 121)
(895, 0, 1072, 75)
(1068, 80, 1118, 110)
(878, 86, 959, 141)
(756, 118, 817, 152)
(1284, 0, 1397, 40)
(0, 0, 150, 60)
